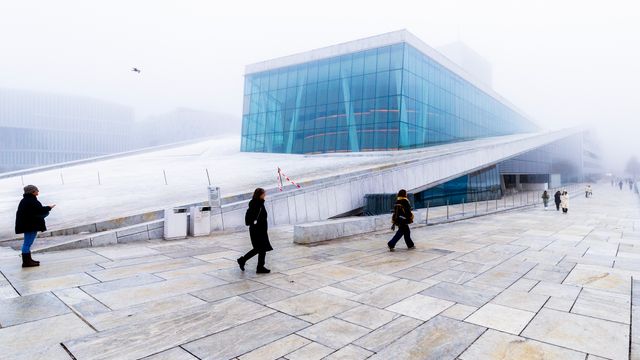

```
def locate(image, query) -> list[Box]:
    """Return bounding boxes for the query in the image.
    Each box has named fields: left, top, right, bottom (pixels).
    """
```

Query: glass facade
left=241, top=42, right=538, bottom=154
left=414, top=166, right=502, bottom=207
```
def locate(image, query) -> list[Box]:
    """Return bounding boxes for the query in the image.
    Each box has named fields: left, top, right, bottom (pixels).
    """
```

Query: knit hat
left=23, top=185, right=39, bottom=194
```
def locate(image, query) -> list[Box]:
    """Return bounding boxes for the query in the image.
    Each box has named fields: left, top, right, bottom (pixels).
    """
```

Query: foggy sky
left=0, top=0, right=638, bottom=172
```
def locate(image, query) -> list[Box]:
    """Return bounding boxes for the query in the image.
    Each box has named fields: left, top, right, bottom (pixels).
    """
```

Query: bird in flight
left=131, top=67, right=141, bottom=74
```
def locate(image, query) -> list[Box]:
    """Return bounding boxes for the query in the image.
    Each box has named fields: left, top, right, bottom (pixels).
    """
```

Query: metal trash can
left=164, top=207, right=188, bottom=240
left=189, top=206, right=212, bottom=237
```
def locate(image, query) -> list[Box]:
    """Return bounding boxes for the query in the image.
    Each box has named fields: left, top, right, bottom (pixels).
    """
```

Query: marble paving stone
left=521, top=308, right=630, bottom=360
left=89, top=245, right=161, bottom=260
left=303, top=264, right=368, bottom=281
left=391, top=266, right=439, bottom=281
left=92, top=274, right=225, bottom=309
left=2, top=254, right=107, bottom=282
left=0, top=283, right=19, bottom=299
left=317, top=285, right=359, bottom=299
left=386, top=294, right=454, bottom=321
left=269, top=290, right=359, bottom=323
left=353, top=315, right=423, bottom=352
left=296, top=318, right=370, bottom=349
left=491, top=289, right=549, bottom=312
left=324, top=344, right=373, bottom=360
left=336, top=304, right=399, bottom=330
left=429, top=269, right=477, bottom=284
left=285, top=342, right=334, bottom=360
left=465, top=303, right=535, bottom=334
left=80, top=273, right=164, bottom=295
left=333, top=272, right=398, bottom=294
left=96, top=254, right=172, bottom=269
left=13, top=272, right=98, bottom=295
left=456, top=244, right=527, bottom=266
left=85, top=294, right=206, bottom=331
left=369, top=316, right=485, bottom=360
left=0, top=313, right=94, bottom=359
left=241, top=287, right=296, bottom=305
left=183, top=312, right=309, bottom=360
left=157, top=259, right=237, bottom=279
left=420, top=281, right=497, bottom=307
left=193, top=250, right=243, bottom=262
left=89, top=257, right=208, bottom=282
left=564, top=264, right=631, bottom=295
left=508, top=278, right=539, bottom=292
left=0, top=292, right=70, bottom=327
left=530, top=281, right=581, bottom=300
left=53, top=287, right=96, bottom=305
left=238, top=334, right=309, bottom=360
left=524, top=268, right=569, bottom=283
left=191, top=279, right=267, bottom=302
left=5, top=342, right=77, bottom=360
left=64, top=296, right=275, bottom=360
left=544, top=297, right=575, bottom=311
left=571, top=288, right=630, bottom=324
left=440, top=303, right=477, bottom=320
left=351, top=279, right=432, bottom=308
left=142, top=347, right=198, bottom=359
left=460, top=329, right=586, bottom=359
left=252, top=272, right=335, bottom=294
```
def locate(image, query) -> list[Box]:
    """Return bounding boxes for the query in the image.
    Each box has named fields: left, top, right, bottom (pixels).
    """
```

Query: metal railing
left=420, top=183, right=584, bottom=226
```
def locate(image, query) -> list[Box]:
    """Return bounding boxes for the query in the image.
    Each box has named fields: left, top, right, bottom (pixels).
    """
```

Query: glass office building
left=241, top=31, right=538, bottom=154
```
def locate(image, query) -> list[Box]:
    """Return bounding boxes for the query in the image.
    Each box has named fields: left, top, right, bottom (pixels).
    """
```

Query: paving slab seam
left=50, top=290, right=99, bottom=333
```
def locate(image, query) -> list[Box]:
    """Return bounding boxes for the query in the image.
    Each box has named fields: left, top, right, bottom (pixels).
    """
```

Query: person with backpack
left=554, top=190, right=562, bottom=211
left=15, top=185, right=55, bottom=267
left=387, top=189, right=415, bottom=251
left=237, top=188, right=272, bottom=274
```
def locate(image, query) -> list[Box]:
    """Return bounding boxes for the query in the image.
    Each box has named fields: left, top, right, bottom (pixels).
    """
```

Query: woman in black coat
left=237, top=188, right=273, bottom=273
left=554, top=190, right=562, bottom=211
left=15, top=185, right=56, bottom=267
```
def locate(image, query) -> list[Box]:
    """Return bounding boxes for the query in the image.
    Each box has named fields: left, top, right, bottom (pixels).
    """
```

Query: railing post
left=462, top=199, right=465, bottom=216
left=426, top=201, right=430, bottom=225
left=446, top=200, right=449, bottom=220
left=475, top=200, right=478, bottom=216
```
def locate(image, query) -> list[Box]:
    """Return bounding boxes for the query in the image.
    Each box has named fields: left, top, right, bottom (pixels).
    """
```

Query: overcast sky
left=1, top=0, right=638, bottom=171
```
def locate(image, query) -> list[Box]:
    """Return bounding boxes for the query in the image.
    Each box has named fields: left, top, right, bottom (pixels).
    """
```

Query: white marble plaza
left=0, top=183, right=639, bottom=359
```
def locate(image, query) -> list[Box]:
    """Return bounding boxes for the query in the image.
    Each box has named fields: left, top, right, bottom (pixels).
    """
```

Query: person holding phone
left=15, top=185, right=56, bottom=267
left=238, top=188, right=273, bottom=273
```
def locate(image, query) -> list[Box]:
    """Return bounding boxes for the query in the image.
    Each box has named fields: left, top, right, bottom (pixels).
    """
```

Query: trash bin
left=189, top=206, right=212, bottom=237
left=164, top=207, right=188, bottom=240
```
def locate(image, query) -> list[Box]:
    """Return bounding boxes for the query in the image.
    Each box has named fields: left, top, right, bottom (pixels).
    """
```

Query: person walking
left=585, top=185, right=592, bottom=198
left=541, top=190, right=550, bottom=209
left=561, top=191, right=569, bottom=214
left=554, top=190, right=562, bottom=211
left=619, top=180, right=624, bottom=190
left=237, top=188, right=272, bottom=274
left=387, top=189, right=415, bottom=251
left=15, top=185, right=55, bottom=267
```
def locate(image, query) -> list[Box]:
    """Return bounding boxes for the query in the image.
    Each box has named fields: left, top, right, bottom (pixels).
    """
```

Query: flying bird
left=131, top=67, right=141, bottom=74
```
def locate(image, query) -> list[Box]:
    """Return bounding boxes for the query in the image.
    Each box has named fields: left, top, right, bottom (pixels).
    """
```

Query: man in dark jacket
left=387, top=189, right=415, bottom=251
left=15, top=185, right=55, bottom=267
left=554, top=190, right=562, bottom=211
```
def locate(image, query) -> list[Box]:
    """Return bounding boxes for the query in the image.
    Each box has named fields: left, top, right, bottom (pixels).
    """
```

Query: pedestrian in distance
left=585, top=185, right=592, bottom=198
left=387, top=189, right=415, bottom=251
left=541, top=190, right=550, bottom=209
left=619, top=180, right=624, bottom=190
left=15, top=185, right=55, bottom=268
left=561, top=191, right=569, bottom=214
left=238, top=188, right=272, bottom=274
left=554, top=190, right=562, bottom=211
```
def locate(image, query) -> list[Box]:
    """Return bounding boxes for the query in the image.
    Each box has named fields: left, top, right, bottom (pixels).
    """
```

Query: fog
left=1, top=0, right=638, bottom=172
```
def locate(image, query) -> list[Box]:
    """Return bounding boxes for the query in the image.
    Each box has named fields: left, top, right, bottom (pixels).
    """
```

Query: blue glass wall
left=242, top=42, right=538, bottom=154
left=414, top=166, right=502, bottom=207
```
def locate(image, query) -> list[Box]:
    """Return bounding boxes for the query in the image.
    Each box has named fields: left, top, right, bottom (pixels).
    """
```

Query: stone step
left=1, top=220, right=164, bottom=253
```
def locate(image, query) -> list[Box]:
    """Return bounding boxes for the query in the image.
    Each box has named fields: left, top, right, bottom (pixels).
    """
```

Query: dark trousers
left=388, top=224, right=414, bottom=249
left=555, top=202, right=560, bottom=211
left=243, top=249, right=266, bottom=268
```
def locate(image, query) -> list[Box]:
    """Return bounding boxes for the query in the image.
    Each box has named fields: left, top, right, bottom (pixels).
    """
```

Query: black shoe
left=237, top=257, right=245, bottom=271
left=22, top=253, right=39, bottom=268
left=256, top=267, right=271, bottom=274
left=388, top=245, right=395, bottom=252
left=408, top=246, right=416, bottom=250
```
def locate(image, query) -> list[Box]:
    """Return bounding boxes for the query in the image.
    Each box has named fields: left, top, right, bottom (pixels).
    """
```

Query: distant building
left=135, top=108, right=240, bottom=148
left=0, top=88, right=133, bottom=173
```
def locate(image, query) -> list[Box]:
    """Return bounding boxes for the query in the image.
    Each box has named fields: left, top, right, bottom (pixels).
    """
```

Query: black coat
left=246, top=199, right=273, bottom=252
left=15, top=193, right=51, bottom=234
left=554, top=191, right=562, bottom=204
